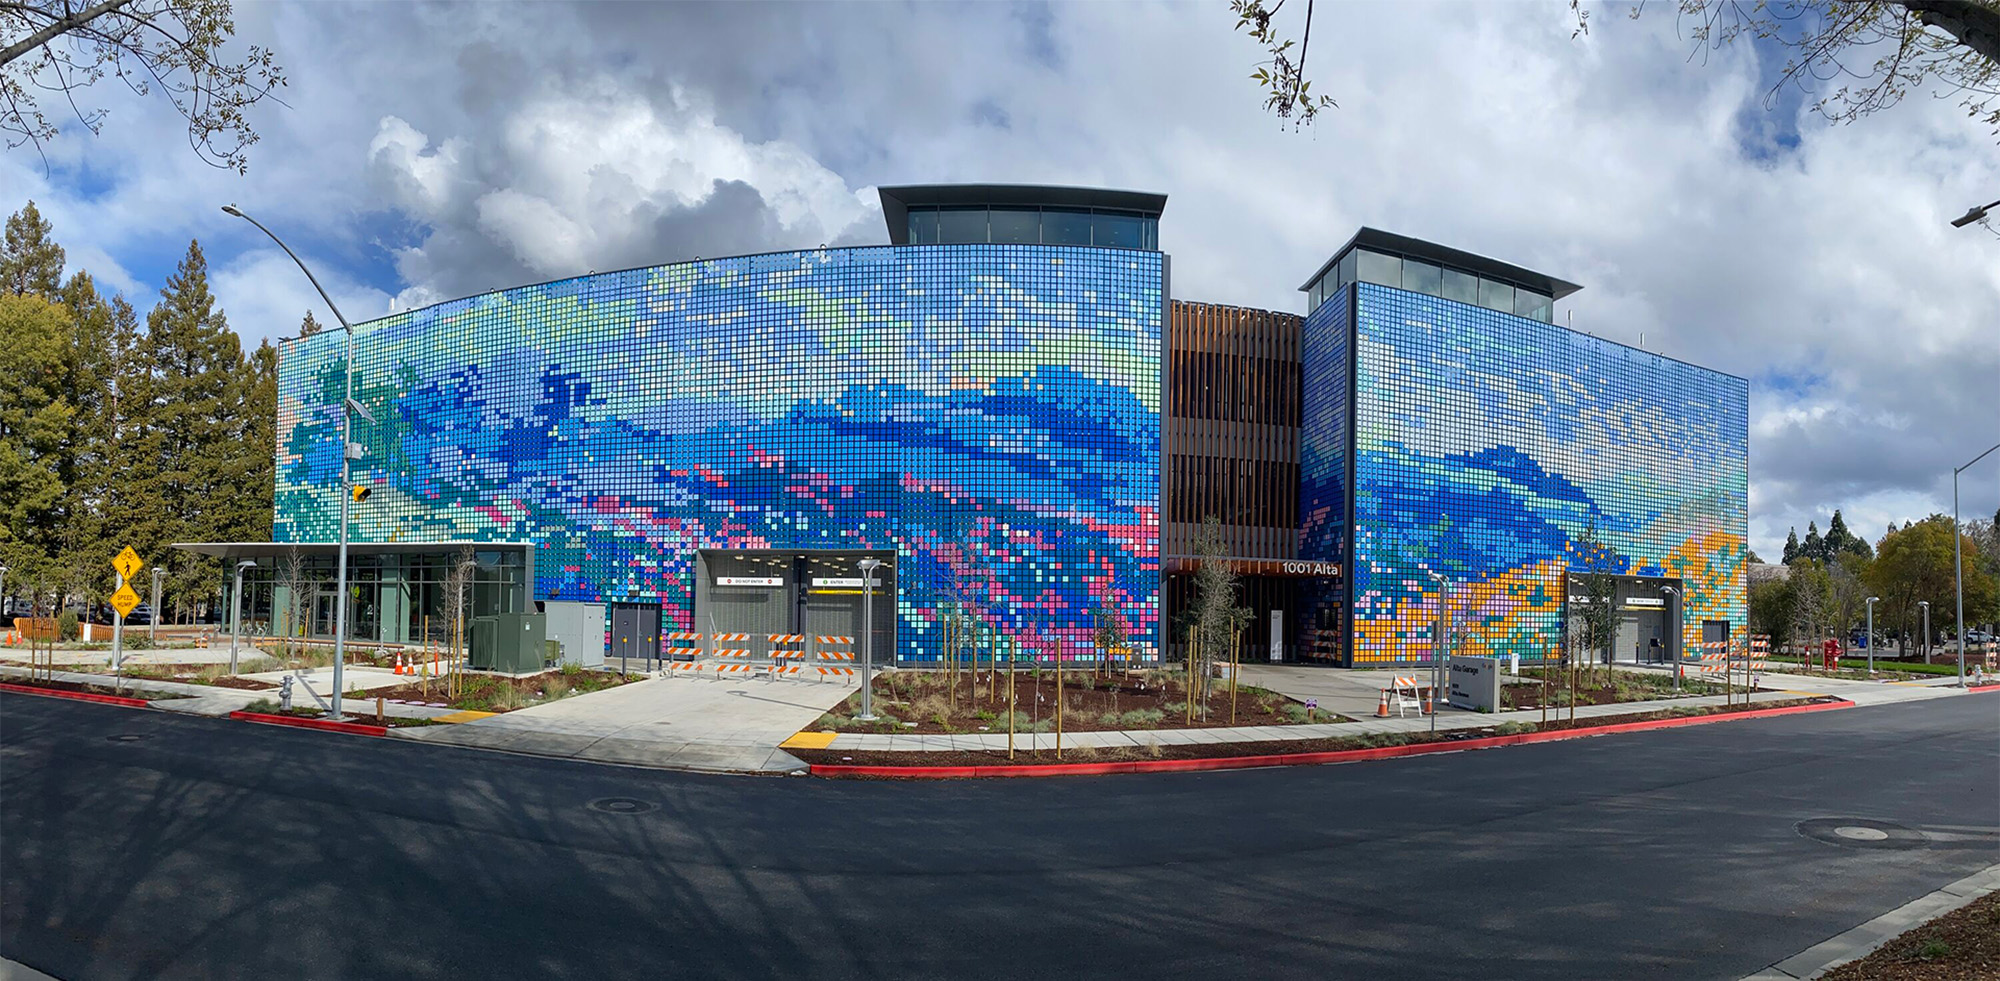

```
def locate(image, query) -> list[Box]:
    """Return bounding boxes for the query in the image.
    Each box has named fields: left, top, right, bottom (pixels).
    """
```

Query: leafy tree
left=1188, top=515, right=1252, bottom=717
left=1783, top=527, right=1800, bottom=564
left=0, top=293, right=73, bottom=589
left=1866, top=516, right=1999, bottom=656
left=1233, top=1, right=2000, bottom=138
left=1, top=200, right=64, bottom=297
left=1567, top=517, right=1620, bottom=676
left=1746, top=547, right=1764, bottom=564
left=1788, top=558, right=1831, bottom=652
left=2, top=0, right=286, bottom=172
left=126, top=239, right=245, bottom=620
left=1749, top=576, right=1794, bottom=640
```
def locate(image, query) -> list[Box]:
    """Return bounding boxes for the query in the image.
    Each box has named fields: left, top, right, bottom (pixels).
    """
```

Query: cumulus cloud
left=210, top=249, right=394, bottom=346
left=9, top=0, right=1996, bottom=559
left=364, top=83, right=878, bottom=307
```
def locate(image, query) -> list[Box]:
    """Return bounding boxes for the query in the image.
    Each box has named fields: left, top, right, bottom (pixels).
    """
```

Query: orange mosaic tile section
left=1660, top=530, right=1749, bottom=652
left=1349, top=533, right=1747, bottom=664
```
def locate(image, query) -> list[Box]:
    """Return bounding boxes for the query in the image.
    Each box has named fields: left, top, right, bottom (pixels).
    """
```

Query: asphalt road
left=2, top=692, right=1995, bottom=981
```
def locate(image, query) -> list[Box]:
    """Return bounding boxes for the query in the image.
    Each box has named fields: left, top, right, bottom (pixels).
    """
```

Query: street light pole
left=1865, top=596, right=1880, bottom=677
left=1918, top=601, right=1930, bottom=665
left=223, top=204, right=360, bottom=721
left=230, top=559, right=256, bottom=675
left=1952, top=443, right=1999, bottom=688
left=1661, top=586, right=1679, bottom=691
left=857, top=556, right=882, bottom=721
left=1949, top=198, right=2000, bottom=228
left=1426, top=570, right=1446, bottom=732
left=149, top=566, right=162, bottom=644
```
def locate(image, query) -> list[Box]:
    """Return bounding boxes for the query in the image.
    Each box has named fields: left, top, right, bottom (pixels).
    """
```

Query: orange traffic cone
left=1422, top=691, right=1434, bottom=715
left=394, top=653, right=406, bottom=676
left=1376, top=689, right=1390, bottom=718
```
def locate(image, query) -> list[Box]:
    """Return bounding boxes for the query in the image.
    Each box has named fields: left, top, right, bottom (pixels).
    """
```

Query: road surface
left=3, top=690, right=1995, bottom=979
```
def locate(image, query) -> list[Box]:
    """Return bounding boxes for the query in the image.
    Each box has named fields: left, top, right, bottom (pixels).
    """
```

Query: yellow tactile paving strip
left=432, top=709, right=498, bottom=724
left=779, top=731, right=838, bottom=750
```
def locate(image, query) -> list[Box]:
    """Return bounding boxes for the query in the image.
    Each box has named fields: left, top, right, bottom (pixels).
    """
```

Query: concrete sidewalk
left=0, top=663, right=457, bottom=720
left=397, top=673, right=859, bottom=774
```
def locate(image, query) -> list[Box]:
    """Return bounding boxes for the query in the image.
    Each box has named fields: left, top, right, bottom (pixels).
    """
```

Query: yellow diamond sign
left=110, top=584, right=140, bottom=618
left=113, top=546, right=144, bottom=582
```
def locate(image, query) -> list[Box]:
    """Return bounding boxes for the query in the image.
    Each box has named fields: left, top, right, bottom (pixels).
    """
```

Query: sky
left=6, top=0, right=1997, bottom=561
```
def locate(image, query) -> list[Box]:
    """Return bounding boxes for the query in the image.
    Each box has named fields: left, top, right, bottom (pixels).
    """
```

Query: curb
left=227, top=710, right=388, bottom=737
left=1968, top=682, right=2000, bottom=693
left=1740, top=861, right=2000, bottom=979
left=809, top=698, right=1855, bottom=779
left=0, top=681, right=151, bottom=708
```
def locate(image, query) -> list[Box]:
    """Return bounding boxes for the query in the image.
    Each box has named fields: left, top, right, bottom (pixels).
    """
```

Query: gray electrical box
left=543, top=601, right=606, bottom=668
left=470, top=613, right=547, bottom=674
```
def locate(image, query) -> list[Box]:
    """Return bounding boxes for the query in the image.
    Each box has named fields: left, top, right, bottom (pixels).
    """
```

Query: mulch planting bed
left=790, top=696, right=1839, bottom=771
left=1820, top=890, right=2000, bottom=981
left=1, top=678, right=190, bottom=700
left=119, top=665, right=279, bottom=690
left=1500, top=671, right=1734, bottom=711
left=816, top=669, right=1343, bottom=735
left=351, top=669, right=636, bottom=713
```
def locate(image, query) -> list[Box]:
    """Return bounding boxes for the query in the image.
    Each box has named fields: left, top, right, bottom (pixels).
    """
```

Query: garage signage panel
left=716, top=576, right=783, bottom=587
left=1447, top=656, right=1500, bottom=712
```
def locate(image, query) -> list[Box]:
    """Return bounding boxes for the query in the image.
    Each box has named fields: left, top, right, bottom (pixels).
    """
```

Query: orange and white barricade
left=769, top=634, right=807, bottom=676
left=1680, top=641, right=1728, bottom=680
left=712, top=634, right=755, bottom=674
left=815, top=636, right=856, bottom=679
left=662, top=632, right=706, bottom=673
left=1390, top=676, right=1424, bottom=716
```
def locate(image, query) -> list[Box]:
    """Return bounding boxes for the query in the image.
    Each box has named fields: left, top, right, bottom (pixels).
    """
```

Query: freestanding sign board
left=1269, top=610, right=1283, bottom=663
left=1447, top=656, right=1501, bottom=712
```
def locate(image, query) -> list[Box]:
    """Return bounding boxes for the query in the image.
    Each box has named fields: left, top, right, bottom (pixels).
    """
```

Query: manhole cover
left=1797, top=818, right=1927, bottom=850
left=105, top=734, right=145, bottom=742
left=588, top=797, right=656, bottom=815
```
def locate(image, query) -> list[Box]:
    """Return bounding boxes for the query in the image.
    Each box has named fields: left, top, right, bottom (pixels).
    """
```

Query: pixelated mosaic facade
left=1303, top=282, right=1748, bottom=664
left=275, top=245, right=1164, bottom=662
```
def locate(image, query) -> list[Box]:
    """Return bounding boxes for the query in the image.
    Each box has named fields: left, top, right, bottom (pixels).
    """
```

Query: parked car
left=124, top=603, right=152, bottom=626
left=1966, top=629, right=1996, bottom=644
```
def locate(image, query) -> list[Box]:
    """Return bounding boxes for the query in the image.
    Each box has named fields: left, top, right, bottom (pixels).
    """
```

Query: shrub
left=1281, top=703, right=1310, bottom=723
left=1097, top=711, right=1123, bottom=727
left=1494, top=721, right=1535, bottom=736
left=1163, top=700, right=1187, bottom=715
left=1119, top=708, right=1164, bottom=728
left=244, top=698, right=279, bottom=713
left=541, top=675, right=572, bottom=700
left=1916, top=939, right=1951, bottom=961
left=56, top=610, right=79, bottom=640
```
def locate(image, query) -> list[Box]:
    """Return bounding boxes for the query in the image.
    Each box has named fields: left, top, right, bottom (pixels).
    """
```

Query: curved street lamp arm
left=221, top=205, right=354, bottom=333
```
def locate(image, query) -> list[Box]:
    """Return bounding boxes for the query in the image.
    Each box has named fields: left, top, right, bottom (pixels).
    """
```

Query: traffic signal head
left=351, top=485, right=371, bottom=504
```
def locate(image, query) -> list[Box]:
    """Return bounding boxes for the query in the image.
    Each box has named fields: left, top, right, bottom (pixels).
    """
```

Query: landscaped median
left=789, top=695, right=1853, bottom=778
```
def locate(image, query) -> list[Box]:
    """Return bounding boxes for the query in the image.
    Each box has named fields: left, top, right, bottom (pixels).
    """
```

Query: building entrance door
left=607, top=602, right=660, bottom=672
left=312, top=589, right=337, bottom=639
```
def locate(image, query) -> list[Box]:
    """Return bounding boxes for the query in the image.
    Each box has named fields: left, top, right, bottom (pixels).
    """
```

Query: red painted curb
left=809, top=699, right=1856, bottom=779
left=0, top=681, right=151, bottom=708
left=1969, top=683, right=2000, bottom=693
left=227, top=710, right=388, bottom=737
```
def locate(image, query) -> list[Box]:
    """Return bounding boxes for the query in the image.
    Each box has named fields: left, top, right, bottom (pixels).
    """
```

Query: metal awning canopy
left=173, top=541, right=531, bottom=561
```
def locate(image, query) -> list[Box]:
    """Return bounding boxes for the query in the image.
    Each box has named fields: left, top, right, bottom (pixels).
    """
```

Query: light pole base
left=856, top=714, right=878, bottom=722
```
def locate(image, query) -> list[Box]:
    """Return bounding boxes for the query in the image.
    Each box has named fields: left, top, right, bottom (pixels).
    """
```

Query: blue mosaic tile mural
left=1309, top=282, right=1748, bottom=664
left=275, top=245, right=1164, bottom=662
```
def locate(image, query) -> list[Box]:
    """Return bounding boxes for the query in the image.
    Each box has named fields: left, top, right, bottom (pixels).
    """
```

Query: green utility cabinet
left=469, top=612, right=548, bottom=673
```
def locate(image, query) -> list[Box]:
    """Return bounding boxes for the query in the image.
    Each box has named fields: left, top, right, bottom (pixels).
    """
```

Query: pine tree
left=1828, top=509, right=1871, bottom=559
left=1802, top=521, right=1824, bottom=564
left=128, top=240, right=246, bottom=621
left=1783, top=528, right=1800, bottom=564
left=299, top=309, right=324, bottom=337
left=1, top=202, right=65, bottom=298
left=0, top=294, right=76, bottom=596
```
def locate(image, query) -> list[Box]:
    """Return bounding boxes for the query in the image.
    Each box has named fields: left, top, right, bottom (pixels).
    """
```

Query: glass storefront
left=191, top=544, right=530, bottom=644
